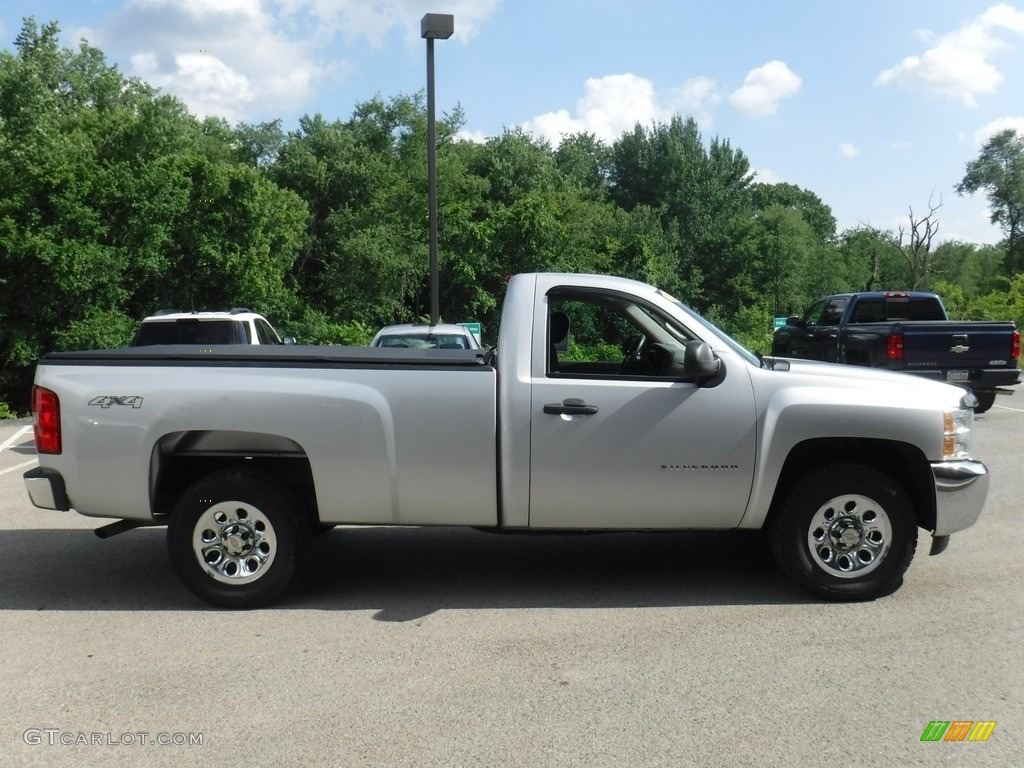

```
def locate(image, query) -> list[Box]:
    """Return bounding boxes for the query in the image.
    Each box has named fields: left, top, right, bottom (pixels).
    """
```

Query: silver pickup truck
left=24, top=273, right=989, bottom=608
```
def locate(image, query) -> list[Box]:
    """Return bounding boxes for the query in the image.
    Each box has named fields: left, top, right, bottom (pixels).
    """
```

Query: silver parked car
left=370, top=323, right=482, bottom=349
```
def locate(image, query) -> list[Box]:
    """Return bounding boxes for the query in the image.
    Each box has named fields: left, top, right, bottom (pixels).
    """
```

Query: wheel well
left=768, top=438, right=935, bottom=531
left=150, top=431, right=318, bottom=523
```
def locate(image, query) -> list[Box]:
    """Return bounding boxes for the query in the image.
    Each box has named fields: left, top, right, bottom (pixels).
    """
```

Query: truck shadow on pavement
left=0, top=526, right=809, bottom=617
left=302, top=527, right=810, bottom=620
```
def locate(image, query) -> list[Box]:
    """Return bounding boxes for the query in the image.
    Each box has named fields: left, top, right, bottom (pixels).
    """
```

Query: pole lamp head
left=421, top=13, right=454, bottom=39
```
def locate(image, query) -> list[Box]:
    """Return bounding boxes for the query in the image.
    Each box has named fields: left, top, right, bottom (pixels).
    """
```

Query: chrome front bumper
left=931, top=460, right=989, bottom=537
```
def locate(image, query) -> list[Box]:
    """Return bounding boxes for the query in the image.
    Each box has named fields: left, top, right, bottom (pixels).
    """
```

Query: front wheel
left=769, top=463, right=918, bottom=601
left=167, top=469, right=309, bottom=608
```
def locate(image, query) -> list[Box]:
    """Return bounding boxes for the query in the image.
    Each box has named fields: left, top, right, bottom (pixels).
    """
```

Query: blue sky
left=4, top=1, right=1024, bottom=246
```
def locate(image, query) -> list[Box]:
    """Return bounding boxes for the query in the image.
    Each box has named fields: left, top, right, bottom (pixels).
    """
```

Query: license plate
left=946, top=369, right=969, bottom=383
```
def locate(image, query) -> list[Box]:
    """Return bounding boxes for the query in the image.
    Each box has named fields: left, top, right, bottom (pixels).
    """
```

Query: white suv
left=130, top=309, right=288, bottom=346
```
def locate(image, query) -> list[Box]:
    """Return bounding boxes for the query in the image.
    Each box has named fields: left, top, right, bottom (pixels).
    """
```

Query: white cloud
left=972, top=116, right=1024, bottom=145
left=76, top=0, right=503, bottom=121
left=667, top=76, right=721, bottom=128
left=455, top=129, right=488, bottom=144
left=81, top=0, right=336, bottom=122
left=876, top=3, right=1024, bottom=107
left=522, top=109, right=584, bottom=144
left=838, top=142, right=859, bottom=158
left=729, top=61, right=802, bottom=118
left=522, top=74, right=677, bottom=145
left=752, top=167, right=784, bottom=185
left=273, top=0, right=500, bottom=46
left=133, top=51, right=256, bottom=118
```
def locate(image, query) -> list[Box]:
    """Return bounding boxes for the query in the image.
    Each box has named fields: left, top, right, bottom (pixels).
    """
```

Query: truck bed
left=35, top=345, right=499, bottom=527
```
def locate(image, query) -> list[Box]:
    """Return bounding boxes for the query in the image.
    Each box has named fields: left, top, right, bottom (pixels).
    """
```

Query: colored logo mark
left=920, top=721, right=997, bottom=742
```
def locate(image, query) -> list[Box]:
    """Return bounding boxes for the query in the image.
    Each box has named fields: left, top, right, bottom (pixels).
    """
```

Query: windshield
left=663, top=295, right=762, bottom=367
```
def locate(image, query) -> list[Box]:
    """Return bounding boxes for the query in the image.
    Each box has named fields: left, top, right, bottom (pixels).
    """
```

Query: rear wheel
left=770, top=463, right=917, bottom=600
left=972, top=390, right=996, bottom=414
left=167, top=469, right=308, bottom=608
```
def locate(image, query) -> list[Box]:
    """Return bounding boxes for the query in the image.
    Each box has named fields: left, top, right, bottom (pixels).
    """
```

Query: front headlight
left=943, top=407, right=973, bottom=459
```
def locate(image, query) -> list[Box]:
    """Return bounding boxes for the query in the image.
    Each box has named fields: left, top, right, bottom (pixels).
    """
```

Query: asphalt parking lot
left=1, top=401, right=1022, bottom=768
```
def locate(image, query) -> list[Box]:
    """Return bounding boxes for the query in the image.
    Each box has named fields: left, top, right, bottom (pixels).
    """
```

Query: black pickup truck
left=772, top=291, right=1020, bottom=412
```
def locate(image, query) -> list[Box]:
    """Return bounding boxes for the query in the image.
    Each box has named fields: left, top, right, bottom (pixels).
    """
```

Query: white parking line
left=0, top=458, right=37, bottom=477
left=993, top=404, right=1024, bottom=413
left=0, top=425, right=32, bottom=453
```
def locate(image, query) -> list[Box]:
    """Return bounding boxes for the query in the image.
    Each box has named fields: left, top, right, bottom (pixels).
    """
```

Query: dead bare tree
left=865, top=244, right=880, bottom=291
left=887, top=195, right=942, bottom=289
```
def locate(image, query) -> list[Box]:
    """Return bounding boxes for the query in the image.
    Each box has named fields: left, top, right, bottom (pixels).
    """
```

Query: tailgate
left=903, top=323, right=1017, bottom=370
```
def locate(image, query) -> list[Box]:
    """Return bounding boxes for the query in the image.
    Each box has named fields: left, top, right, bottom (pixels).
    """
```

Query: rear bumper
left=911, top=368, right=1020, bottom=390
left=931, top=460, right=989, bottom=536
left=23, top=467, right=71, bottom=511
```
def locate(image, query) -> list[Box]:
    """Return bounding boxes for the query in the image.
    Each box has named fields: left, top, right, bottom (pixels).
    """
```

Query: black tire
left=972, top=390, right=996, bottom=414
left=167, top=468, right=309, bottom=608
left=769, top=463, right=917, bottom=601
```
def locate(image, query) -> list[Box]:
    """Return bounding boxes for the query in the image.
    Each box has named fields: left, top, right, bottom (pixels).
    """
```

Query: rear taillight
left=887, top=333, right=905, bottom=361
left=1012, top=330, right=1021, bottom=360
left=32, top=386, right=61, bottom=455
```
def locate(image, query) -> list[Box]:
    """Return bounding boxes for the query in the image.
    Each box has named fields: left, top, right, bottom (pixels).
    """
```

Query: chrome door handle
left=543, top=398, right=598, bottom=415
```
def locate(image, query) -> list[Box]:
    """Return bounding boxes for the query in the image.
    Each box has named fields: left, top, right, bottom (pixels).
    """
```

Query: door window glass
left=546, top=290, right=693, bottom=378
left=806, top=298, right=847, bottom=326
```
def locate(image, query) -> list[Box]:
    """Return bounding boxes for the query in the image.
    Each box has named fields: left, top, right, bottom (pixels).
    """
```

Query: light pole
left=421, top=13, right=453, bottom=326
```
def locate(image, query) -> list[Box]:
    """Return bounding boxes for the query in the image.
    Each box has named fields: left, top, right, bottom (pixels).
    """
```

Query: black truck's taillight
left=1012, top=330, right=1021, bottom=361
left=32, top=386, right=62, bottom=455
left=887, top=333, right=905, bottom=361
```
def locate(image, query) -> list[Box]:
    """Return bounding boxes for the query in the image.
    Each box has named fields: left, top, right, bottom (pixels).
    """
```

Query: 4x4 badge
left=88, top=396, right=144, bottom=409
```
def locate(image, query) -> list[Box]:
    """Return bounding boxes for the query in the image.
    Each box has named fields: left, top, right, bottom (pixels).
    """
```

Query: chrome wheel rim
left=807, top=494, right=892, bottom=578
left=193, top=501, right=277, bottom=585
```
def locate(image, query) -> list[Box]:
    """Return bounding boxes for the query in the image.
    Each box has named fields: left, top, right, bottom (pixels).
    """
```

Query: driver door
left=528, top=289, right=756, bottom=530
left=792, top=297, right=846, bottom=361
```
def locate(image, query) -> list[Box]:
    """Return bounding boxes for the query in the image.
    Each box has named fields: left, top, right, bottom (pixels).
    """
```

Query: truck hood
left=767, top=357, right=971, bottom=407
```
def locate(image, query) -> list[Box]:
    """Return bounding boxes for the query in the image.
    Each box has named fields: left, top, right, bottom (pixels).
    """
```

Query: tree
left=749, top=205, right=816, bottom=316
left=270, top=96, right=460, bottom=326
left=233, top=119, right=285, bottom=168
left=956, top=129, right=1024, bottom=276
left=751, top=182, right=836, bottom=244
left=887, top=197, right=942, bottom=289
left=749, top=183, right=841, bottom=315
left=0, top=18, right=138, bottom=405
left=0, top=18, right=308, bottom=411
left=609, top=116, right=754, bottom=314
left=930, top=240, right=1006, bottom=297
left=836, top=227, right=904, bottom=291
left=554, top=132, right=612, bottom=197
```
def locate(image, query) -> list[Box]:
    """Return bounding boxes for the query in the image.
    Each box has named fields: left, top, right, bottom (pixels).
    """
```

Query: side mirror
left=786, top=316, right=804, bottom=329
left=282, top=336, right=296, bottom=345
left=683, top=341, right=721, bottom=381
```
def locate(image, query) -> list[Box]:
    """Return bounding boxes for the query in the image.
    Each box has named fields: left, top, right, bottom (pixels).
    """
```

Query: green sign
left=460, top=322, right=482, bottom=341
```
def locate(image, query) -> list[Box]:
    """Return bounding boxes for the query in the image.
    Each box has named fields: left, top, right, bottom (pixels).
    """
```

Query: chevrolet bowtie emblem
left=950, top=344, right=970, bottom=353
